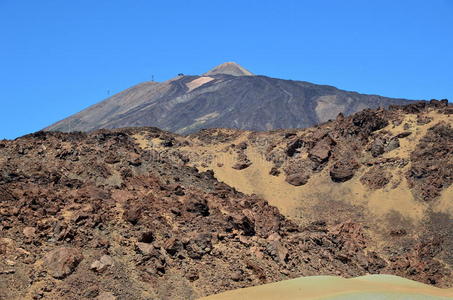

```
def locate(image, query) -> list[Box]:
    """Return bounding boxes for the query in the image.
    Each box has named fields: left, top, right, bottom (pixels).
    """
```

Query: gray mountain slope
left=45, top=63, right=414, bottom=134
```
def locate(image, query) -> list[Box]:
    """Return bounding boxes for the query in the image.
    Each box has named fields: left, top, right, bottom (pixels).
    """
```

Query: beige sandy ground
left=199, top=275, right=453, bottom=300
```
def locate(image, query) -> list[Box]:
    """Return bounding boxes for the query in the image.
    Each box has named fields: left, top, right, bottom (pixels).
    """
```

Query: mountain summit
left=45, top=64, right=413, bottom=134
left=203, top=62, right=254, bottom=76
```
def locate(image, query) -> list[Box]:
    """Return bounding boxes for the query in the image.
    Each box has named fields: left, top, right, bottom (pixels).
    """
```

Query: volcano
left=45, top=62, right=413, bottom=134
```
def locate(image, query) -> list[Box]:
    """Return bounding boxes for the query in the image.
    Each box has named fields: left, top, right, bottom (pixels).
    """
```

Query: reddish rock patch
left=44, top=247, right=84, bottom=279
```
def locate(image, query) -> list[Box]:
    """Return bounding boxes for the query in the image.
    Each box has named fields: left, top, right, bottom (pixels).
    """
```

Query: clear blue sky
left=1, top=0, right=452, bottom=139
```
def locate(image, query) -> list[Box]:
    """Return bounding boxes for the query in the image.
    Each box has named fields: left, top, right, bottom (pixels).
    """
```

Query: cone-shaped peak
left=204, top=62, right=253, bottom=76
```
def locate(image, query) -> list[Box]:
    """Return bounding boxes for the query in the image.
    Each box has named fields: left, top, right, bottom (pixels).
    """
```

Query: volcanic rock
left=23, top=226, right=36, bottom=239
left=395, top=131, right=412, bottom=139
left=285, top=173, right=309, bottom=186
left=124, top=205, right=142, bottom=225
left=360, top=167, right=391, bottom=190
left=90, top=255, right=114, bottom=273
left=185, top=233, right=212, bottom=259
left=44, top=247, right=83, bottom=279
left=330, top=160, right=359, bottom=182
left=269, top=167, right=280, bottom=176
left=308, top=136, right=335, bottom=163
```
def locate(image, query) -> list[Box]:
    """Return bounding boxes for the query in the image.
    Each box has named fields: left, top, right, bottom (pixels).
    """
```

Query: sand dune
left=199, top=275, right=453, bottom=300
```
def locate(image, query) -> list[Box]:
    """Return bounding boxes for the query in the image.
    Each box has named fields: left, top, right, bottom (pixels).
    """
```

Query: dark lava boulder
left=285, top=173, right=310, bottom=186
left=330, top=160, right=359, bottom=182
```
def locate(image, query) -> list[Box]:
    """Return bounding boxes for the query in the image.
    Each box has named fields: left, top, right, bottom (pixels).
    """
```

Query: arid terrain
left=1, top=101, right=452, bottom=299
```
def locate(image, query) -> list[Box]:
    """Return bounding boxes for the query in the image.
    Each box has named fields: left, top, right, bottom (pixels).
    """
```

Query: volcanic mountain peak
left=203, top=61, right=254, bottom=76
left=45, top=66, right=413, bottom=134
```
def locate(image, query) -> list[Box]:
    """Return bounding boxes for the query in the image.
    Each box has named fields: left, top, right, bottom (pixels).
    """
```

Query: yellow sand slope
left=199, top=275, right=453, bottom=300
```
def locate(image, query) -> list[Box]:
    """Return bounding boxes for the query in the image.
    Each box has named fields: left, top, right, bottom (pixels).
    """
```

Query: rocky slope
left=1, top=101, right=452, bottom=300
left=45, top=62, right=412, bottom=134
left=133, top=100, right=453, bottom=285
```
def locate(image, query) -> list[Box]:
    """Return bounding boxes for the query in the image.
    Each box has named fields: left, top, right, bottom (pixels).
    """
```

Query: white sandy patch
left=195, top=112, right=220, bottom=123
left=186, top=76, right=215, bottom=92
